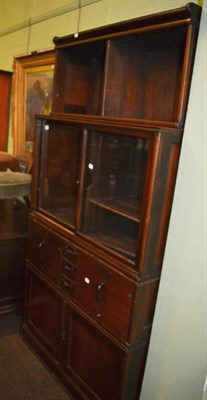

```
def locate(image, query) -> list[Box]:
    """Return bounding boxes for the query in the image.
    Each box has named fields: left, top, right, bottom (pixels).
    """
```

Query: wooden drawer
left=61, top=241, right=78, bottom=297
left=62, top=242, right=79, bottom=265
left=61, top=257, right=77, bottom=281
left=27, top=220, right=61, bottom=284
left=76, top=252, right=135, bottom=341
left=61, top=274, right=76, bottom=298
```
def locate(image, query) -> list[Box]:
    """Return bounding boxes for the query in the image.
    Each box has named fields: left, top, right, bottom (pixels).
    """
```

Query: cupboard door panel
left=63, top=309, right=123, bottom=400
left=25, top=271, right=62, bottom=360
left=76, top=252, right=135, bottom=341
left=63, top=309, right=148, bottom=400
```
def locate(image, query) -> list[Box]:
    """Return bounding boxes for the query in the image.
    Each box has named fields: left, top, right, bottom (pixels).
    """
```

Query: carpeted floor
left=0, top=314, right=71, bottom=400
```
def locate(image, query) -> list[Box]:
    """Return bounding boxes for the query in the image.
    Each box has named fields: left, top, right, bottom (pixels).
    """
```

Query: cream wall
left=0, top=1, right=206, bottom=399
left=0, top=0, right=200, bottom=70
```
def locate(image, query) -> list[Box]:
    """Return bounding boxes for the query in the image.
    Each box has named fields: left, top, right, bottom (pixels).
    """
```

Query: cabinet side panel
left=128, top=279, right=159, bottom=343
left=138, top=136, right=181, bottom=278
left=63, top=310, right=123, bottom=400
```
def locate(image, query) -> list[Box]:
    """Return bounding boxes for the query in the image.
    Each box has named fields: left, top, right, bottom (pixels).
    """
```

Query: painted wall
left=0, top=1, right=206, bottom=399
left=140, top=2, right=207, bottom=399
left=0, top=0, right=200, bottom=70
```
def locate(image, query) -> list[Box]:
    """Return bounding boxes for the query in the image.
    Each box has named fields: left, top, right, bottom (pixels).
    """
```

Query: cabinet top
left=53, top=3, right=201, bottom=48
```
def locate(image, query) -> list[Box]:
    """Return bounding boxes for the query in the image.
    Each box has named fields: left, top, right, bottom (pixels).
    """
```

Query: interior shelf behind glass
left=80, top=130, right=149, bottom=261
left=86, top=196, right=140, bottom=222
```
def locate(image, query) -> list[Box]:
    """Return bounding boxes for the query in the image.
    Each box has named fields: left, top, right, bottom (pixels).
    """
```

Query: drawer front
left=61, top=240, right=79, bottom=297
left=27, top=220, right=61, bottom=284
left=62, top=242, right=79, bottom=264
left=76, top=252, right=135, bottom=341
left=62, top=258, right=77, bottom=280
left=61, top=275, right=76, bottom=297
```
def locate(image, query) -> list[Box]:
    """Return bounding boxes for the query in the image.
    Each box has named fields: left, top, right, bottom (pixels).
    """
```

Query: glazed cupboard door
left=79, top=129, right=150, bottom=265
left=78, top=127, right=181, bottom=277
left=37, top=120, right=82, bottom=229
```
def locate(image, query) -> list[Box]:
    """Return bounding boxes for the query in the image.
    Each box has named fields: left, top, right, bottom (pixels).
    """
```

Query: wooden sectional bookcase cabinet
left=23, top=4, right=201, bottom=399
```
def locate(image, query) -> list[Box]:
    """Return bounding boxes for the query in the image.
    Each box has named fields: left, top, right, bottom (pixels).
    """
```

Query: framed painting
left=0, top=70, right=12, bottom=151
left=12, top=49, right=55, bottom=165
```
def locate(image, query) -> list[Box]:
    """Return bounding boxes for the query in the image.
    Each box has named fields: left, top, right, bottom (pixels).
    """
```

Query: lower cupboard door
left=63, top=308, right=147, bottom=400
left=63, top=309, right=122, bottom=400
left=25, top=271, right=63, bottom=361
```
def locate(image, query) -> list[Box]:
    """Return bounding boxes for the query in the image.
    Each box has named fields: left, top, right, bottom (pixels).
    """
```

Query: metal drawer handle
left=63, top=262, right=75, bottom=273
left=63, top=280, right=73, bottom=289
left=96, top=279, right=106, bottom=307
left=65, top=245, right=78, bottom=257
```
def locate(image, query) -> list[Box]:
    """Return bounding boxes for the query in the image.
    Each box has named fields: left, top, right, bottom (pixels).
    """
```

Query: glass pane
left=39, top=122, right=81, bottom=227
left=80, top=131, right=149, bottom=263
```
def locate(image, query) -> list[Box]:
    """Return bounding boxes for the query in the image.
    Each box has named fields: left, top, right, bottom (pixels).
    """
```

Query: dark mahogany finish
left=52, top=3, right=200, bottom=128
left=23, top=4, right=201, bottom=400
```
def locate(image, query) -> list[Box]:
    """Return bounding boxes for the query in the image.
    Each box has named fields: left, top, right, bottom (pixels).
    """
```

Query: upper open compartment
left=52, top=41, right=106, bottom=115
left=52, top=3, right=201, bottom=128
left=102, top=26, right=186, bottom=122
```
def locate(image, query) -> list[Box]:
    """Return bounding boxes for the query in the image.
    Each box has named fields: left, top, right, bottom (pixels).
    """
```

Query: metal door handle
left=38, top=239, right=45, bottom=261
left=96, top=279, right=106, bottom=307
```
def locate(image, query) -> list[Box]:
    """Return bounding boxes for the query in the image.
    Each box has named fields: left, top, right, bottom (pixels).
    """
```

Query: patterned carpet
left=0, top=315, right=71, bottom=400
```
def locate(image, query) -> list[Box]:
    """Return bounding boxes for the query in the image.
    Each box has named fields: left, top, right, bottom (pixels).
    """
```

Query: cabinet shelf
left=42, top=207, right=75, bottom=226
left=86, top=230, right=136, bottom=262
left=87, top=196, right=140, bottom=222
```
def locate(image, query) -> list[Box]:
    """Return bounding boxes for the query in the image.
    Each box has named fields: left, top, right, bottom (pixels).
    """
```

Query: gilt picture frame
left=12, top=49, right=55, bottom=164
